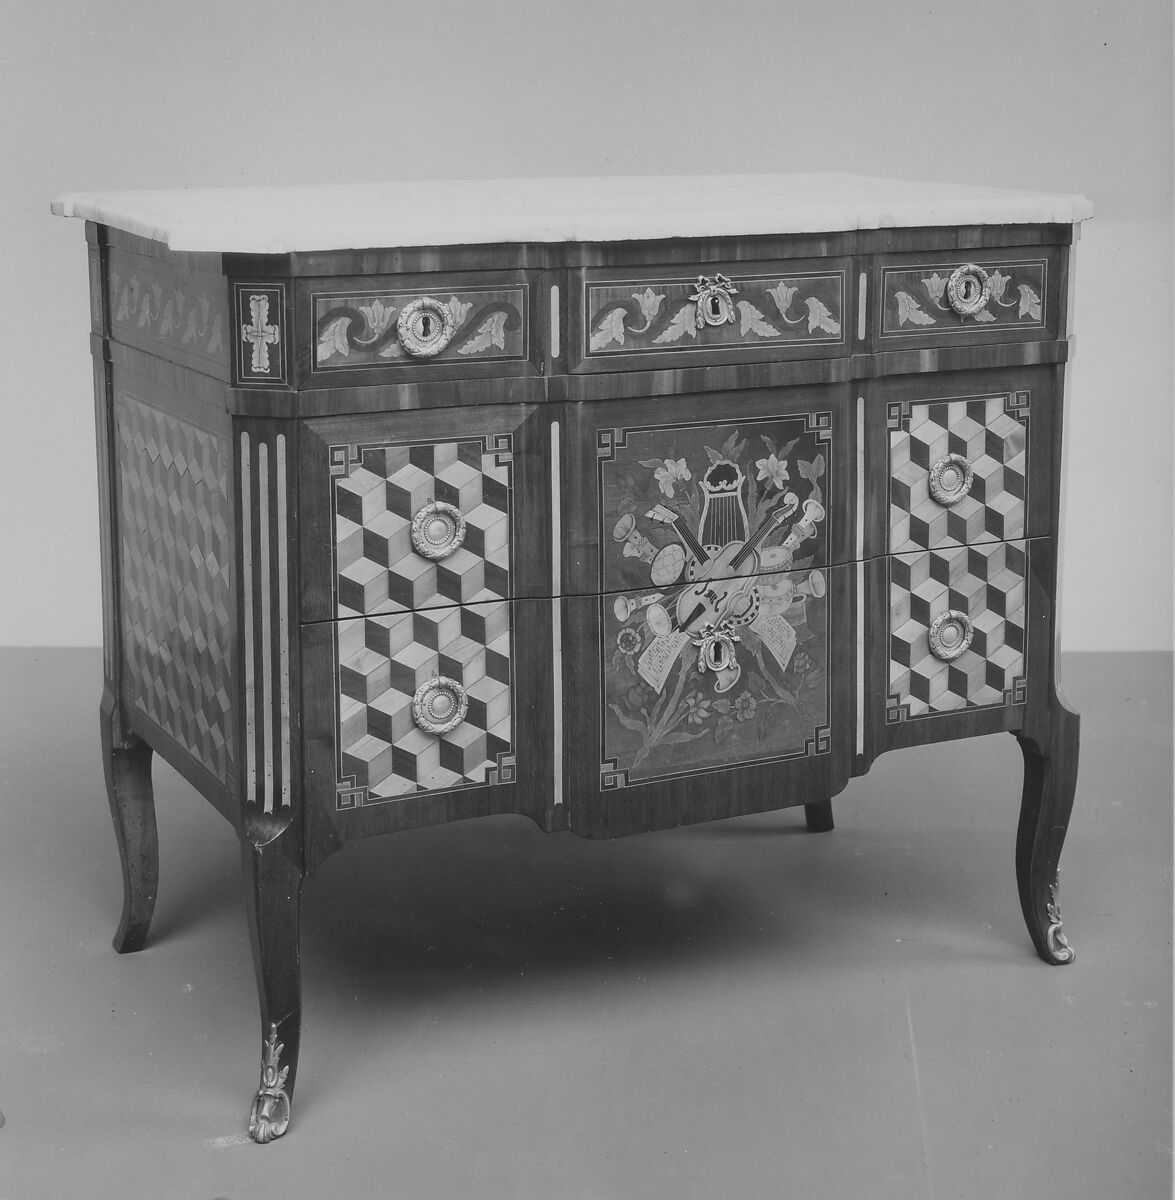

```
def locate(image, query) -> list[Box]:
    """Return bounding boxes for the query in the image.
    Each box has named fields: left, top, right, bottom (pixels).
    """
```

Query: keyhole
left=419, top=313, right=433, bottom=339
left=708, top=295, right=722, bottom=319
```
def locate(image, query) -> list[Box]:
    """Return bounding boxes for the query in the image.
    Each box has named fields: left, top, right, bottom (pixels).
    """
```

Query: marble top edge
left=51, top=174, right=1093, bottom=253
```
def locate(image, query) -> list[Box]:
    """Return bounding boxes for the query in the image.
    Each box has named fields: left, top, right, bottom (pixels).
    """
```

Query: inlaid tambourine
left=928, top=453, right=974, bottom=506
left=411, top=676, right=468, bottom=735
left=397, top=296, right=455, bottom=357
left=927, top=609, right=974, bottom=661
left=411, top=500, right=466, bottom=560
left=946, top=263, right=990, bottom=316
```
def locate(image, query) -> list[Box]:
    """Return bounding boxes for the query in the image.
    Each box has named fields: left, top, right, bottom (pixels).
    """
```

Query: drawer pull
left=928, top=610, right=974, bottom=661
left=412, top=676, right=468, bottom=735
left=946, top=263, right=990, bottom=316
left=928, top=453, right=974, bottom=506
left=397, top=296, right=456, bottom=357
left=411, top=500, right=466, bottom=560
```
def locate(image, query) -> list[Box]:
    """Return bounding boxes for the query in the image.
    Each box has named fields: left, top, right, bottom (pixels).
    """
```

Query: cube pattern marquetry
left=335, top=600, right=513, bottom=806
left=334, top=440, right=511, bottom=618
left=116, top=393, right=233, bottom=782
left=888, top=540, right=1027, bottom=719
left=890, top=395, right=1027, bottom=553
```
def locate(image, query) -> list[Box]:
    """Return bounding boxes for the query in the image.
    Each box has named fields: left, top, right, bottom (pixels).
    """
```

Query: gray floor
left=0, top=650, right=1169, bottom=1199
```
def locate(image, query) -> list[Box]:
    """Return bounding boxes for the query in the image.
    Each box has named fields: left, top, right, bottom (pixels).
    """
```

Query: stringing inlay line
left=259, top=441, right=273, bottom=812
left=551, top=417, right=563, bottom=806
left=240, top=433, right=257, bottom=802
left=856, top=395, right=866, bottom=758
left=276, top=434, right=291, bottom=809
left=550, top=284, right=560, bottom=361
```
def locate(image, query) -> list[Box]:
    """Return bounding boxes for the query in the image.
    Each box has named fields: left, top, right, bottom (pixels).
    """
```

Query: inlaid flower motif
left=448, top=295, right=472, bottom=329
left=631, top=286, right=666, bottom=333
left=733, top=691, right=757, bottom=722
left=653, top=458, right=691, bottom=498
left=987, top=270, right=1012, bottom=306
left=768, top=281, right=798, bottom=319
left=921, top=272, right=948, bottom=304
left=621, top=682, right=654, bottom=713
left=794, top=651, right=814, bottom=675
left=613, top=626, right=643, bottom=676
left=755, top=453, right=790, bottom=490
left=358, top=298, right=396, bottom=339
left=684, top=692, right=712, bottom=725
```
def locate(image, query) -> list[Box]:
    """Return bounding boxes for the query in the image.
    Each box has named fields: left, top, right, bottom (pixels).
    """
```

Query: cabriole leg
left=804, top=800, right=835, bottom=832
left=101, top=703, right=158, bottom=954
left=1014, top=698, right=1080, bottom=964
left=241, top=816, right=303, bottom=1144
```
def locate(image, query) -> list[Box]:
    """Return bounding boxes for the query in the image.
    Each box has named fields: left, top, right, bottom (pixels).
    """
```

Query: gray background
left=1, top=0, right=1171, bottom=649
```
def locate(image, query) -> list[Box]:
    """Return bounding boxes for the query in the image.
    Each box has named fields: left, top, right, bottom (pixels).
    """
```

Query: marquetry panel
left=106, top=247, right=231, bottom=378
left=878, top=253, right=1056, bottom=341
left=887, top=541, right=1027, bottom=721
left=576, top=262, right=846, bottom=371
left=115, top=391, right=233, bottom=782
left=889, top=392, right=1028, bottom=553
left=595, top=566, right=831, bottom=791
left=331, top=437, right=512, bottom=618
left=594, top=409, right=834, bottom=597
left=234, top=284, right=288, bottom=385
left=312, top=281, right=529, bottom=373
left=333, top=599, right=515, bottom=810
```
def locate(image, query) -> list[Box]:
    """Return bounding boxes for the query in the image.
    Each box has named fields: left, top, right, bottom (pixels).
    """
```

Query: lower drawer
left=301, top=597, right=554, bottom=863
left=886, top=540, right=1028, bottom=721
left=560, top=562, right=855, bottom=836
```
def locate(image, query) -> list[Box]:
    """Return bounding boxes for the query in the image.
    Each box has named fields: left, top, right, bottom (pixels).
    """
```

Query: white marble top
left=51, top=174, right=1092, bottom=254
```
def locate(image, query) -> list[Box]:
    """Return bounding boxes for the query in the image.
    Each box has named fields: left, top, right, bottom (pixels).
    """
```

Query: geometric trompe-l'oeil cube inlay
left=115, top=392, right=234, bottom=783
left=330, top=436, right=515, bottom=807
left=331, top=438, right=512, bottom=618
left=887, top=539, right=1027, bottom=721
left=889, top=393, right=1028, bottom=554
left=334, top=601, right=514, bottom=808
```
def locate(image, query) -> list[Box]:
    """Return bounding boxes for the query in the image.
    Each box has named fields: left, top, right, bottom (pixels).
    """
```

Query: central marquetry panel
left=593, top=411, right=834, bottom=789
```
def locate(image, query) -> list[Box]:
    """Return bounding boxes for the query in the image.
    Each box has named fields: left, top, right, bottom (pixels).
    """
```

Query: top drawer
left=873, top=247, right=1065, bottom=349
left=569, top=257, right=851, bottom=374
left=297, top=270, right=541, bottom=387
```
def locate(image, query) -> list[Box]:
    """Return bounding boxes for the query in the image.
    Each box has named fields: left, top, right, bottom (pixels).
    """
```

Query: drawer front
left=875, top=248, right=1063, bottom=347
left=298, top=271, right=538, bottom=386
left=334, top=440, right=510, bottom=617
left=890, top=392, right=1027, bottom=552
left=561, top=562, right=853, bottom=836
left=299, top=406, right=551, bottom=622
left=887, top=540, right=1027, bottom=721
left=334, top=599, right=516, bottom=806
left=595, top=565, right=832, bottom=787
left=571, top=259, right=850, bottom=373
left=301, top=596, right=555, bottom=864
left=563, top=385, right=854, bottom=596
left=878, top=367, right=1056, bottom=558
